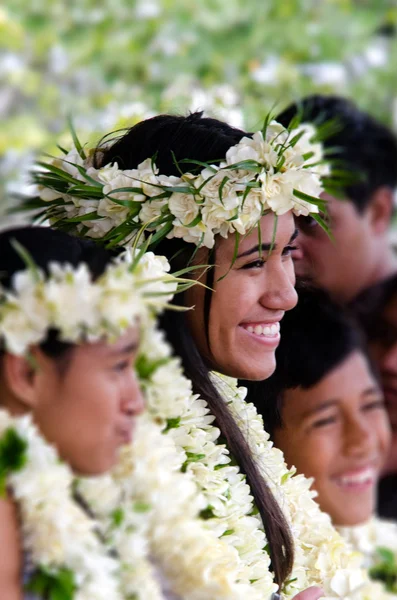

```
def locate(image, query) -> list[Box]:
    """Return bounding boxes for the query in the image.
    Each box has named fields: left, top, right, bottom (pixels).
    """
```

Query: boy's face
left=274, top=351, right=390, bottom=526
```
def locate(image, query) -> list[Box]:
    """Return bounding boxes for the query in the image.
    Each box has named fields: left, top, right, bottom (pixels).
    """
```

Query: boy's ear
left=367, top=186, right=394, bottom=235
left=2, top=351, right=40, bottom=409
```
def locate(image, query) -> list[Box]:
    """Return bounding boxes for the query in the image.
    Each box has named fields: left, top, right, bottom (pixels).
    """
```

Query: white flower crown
left=28, top=120, right=330, bottom=250
left=0, top=248, right=180, bottom=356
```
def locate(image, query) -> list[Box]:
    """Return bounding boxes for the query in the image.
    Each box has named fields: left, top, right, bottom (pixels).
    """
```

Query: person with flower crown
left=1, top=225, right=270, bottom=600
left=25, top=112, right=396, bottom=598
left=245, top=285, right=397, bottom=597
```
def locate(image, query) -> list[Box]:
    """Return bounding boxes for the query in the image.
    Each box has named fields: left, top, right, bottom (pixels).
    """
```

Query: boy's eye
left=312, top=416, right=337, bottom=428
left=363, top=399, right=386, bottom=412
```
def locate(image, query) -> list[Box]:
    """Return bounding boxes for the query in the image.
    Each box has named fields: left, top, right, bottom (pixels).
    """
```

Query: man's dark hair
left=244, top=285, right=373, bottom=436
left=277, top=95, right=397, bottom=213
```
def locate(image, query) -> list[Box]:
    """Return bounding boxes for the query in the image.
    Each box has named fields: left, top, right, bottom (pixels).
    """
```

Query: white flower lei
left=138, top=322, right=397, bottom=600
left=0, top=249, right=178, bottom=356
left=337, top=518, right=397, bottom=598
left=0, top=407, right=259, bottom=600
left=30, top=120, right=329, bottom=249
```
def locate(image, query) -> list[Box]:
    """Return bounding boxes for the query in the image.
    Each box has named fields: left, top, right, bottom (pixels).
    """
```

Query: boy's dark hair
left=244, top=285, right=371, bottom=436
left=277, top=95, right=397, bottom=213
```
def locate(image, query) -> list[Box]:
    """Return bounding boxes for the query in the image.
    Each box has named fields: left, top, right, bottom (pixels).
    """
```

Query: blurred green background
left=1, top=0, right=397, bottom=212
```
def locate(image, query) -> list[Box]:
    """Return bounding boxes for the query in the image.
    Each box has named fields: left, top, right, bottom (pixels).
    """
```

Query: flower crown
left=27, top=119, right=330, bottom=250
left=0, top=247, right=183, bottom=356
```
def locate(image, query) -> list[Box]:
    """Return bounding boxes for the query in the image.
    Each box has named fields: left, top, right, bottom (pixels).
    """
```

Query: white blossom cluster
left=0, top=410, right=123, bottom=600
left=0, top=250, right=178, bottom=356
left=36, top=121, right=328, bottom=249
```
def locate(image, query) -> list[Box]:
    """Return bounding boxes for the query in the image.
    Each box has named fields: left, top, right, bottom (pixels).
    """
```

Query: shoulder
left=0, top=494, right=23, bottom=599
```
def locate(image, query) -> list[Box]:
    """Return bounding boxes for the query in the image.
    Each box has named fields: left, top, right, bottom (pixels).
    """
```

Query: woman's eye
left=241, top=258, right=266, bottom=270
left=312, top=416, right=337, bottom=428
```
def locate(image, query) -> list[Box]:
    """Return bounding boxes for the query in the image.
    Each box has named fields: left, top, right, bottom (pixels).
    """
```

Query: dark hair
left=351, top=273, right=397, bottom=345
left=98, top=112, right=294, bottom=586
left=0, top=226, right=113, bottom=362
left=244, top=285, right=374, bottom=437
left=277, top=95, right=397, bottom=213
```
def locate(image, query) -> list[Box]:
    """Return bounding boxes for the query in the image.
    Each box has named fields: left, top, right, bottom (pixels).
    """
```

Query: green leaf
left=312, top=212, right=334, bottom=240
left=135, top=355, right=170, bottom=380
left=181, top=452, right=206, bottom=472
left=111, top=507, right=125, bottom=527
left=25, top=566, right=76, bottom=600
left=269, top=214, right=278, bottom=255
left=10, top=240, right=41, bottom=283
left=67, top=116, right=86, bottom=160
left=184, top=212, right=202, bottom=228
left=292, top=188, right=327, bottom=208
left=199, top=505, right=217, bottom=520
left=64, top=211, right=102, bottom=223
left=134, top=501, right=151, bottom=513
left=164, top=417, right=181, bottom=432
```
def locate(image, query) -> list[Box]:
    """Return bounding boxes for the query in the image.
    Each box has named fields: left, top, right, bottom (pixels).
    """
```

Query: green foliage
left=369, top=547, right=397, bottom=593
left=25, top=566, right=77, bottom=600
left=1, top=0, right=397, bottom=207
left=0, top=427, right=27, bottom=496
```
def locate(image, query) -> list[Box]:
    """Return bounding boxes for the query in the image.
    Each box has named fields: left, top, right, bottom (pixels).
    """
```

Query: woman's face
left=30, top=327, right=144, bottom=475
left=274, top=351, right=391, bottom=526
left=186, top=213, right=298, bottom=380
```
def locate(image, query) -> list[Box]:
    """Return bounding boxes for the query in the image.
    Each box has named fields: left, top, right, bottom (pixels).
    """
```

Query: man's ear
left=2, top=351, right=40, bottom=409
left=367, top=186, right=394, bottom=235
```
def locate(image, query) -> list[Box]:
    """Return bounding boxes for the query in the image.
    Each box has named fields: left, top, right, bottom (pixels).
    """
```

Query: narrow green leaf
left=67, top=116, right=86, bottom=160
left=10, top=240, right=41, bottom=283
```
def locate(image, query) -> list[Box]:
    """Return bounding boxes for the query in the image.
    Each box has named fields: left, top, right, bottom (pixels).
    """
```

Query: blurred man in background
left=277, top=95, right=397, bottom=304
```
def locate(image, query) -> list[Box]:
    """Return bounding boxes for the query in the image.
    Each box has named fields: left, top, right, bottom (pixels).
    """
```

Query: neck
left=365, top=243, right=397, bottom=290
left=341, top=243, right=397, bottom=303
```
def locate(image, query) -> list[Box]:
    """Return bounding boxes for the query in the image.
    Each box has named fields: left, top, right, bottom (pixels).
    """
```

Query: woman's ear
left=2, top=351, right=40, bottom=409
left=367, top=186, right=394, bottom=235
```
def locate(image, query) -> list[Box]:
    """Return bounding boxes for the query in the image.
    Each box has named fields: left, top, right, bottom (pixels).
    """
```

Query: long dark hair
left=0, top=226, right=113, bottom=362
left=97, top=112, right=294, bottom=585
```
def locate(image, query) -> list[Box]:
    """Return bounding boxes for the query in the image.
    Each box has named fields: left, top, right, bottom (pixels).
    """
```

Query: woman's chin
left=237, top=358, right=276, bottom=382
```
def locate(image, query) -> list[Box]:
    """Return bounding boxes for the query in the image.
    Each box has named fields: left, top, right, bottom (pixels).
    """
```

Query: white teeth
left=244, top=323, right=280, bottom=337
left=335, top=468, right=375, bottom=487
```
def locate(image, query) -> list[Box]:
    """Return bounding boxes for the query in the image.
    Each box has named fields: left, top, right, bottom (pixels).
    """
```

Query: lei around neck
left=27, top=119, right=330, bottom=250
